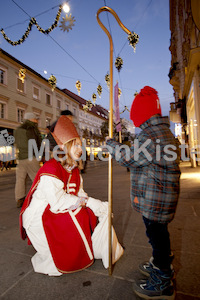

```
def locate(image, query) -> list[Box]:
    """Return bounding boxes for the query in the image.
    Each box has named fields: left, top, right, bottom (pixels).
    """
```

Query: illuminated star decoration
left=105, top=73, right=110, bottom=89
left=75, top=80, right=81, bottom=95
left=128, top=31, right=139, bottom=52
left=83, top=100, right=93, bottom=112
left=118, top=88, right=122, bottom=99
left=19, top=68, right=26, bottom=83
left=48, top=75, right=57, bottom=91
left=97, top=84, right=102, bottom=98
left=59, top=14, right=75, bottom=32
left=115, top=57, right=123, bottom=72
left=92, top=93, right=97, bottom=105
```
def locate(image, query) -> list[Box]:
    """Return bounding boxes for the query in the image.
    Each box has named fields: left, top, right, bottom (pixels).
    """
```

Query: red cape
left=19, top=158, right=97, bottom=273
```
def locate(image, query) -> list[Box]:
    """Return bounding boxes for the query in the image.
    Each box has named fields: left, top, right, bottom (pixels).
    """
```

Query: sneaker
left=133, top=269, right=175, bottom=299
left=139, top=255, right=174, bottom=277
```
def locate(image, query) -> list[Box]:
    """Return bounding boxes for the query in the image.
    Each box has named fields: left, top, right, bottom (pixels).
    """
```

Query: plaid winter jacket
left=106, top=116, right=181, bottom=223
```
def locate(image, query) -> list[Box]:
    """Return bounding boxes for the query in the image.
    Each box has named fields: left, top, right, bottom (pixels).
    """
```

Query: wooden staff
left=96, top=6, right=132, bottom=276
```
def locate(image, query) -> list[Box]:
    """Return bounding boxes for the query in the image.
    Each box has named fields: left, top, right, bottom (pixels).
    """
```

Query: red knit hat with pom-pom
left=130, top=86, right=162, bottom=127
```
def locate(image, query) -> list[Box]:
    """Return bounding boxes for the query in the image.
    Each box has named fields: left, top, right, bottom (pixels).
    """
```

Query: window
left=33, top=85, right=40, bottom=100
left=17, top=77, right=25, bottom=93
left=57, top=99, right=61, bottom=109
left=0, top=69, right=5, bottom=84
left=0, top=67, right=7, bottom=85
left=73, top=107, right=76, bottom=116
left=46, top=118, right=51, bottom=127
left=17, top=108, right=25, bottom=123
left=46, top=93, right=51, bottom=105
left=65, top=103, right=69, bottom=110
left=0, top=102, right=6, bottom=118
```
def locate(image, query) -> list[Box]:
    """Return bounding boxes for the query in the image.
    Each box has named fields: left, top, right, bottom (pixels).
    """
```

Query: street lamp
left=62, top=3, right=70, bottom=13
left=96, top=6, right=139, bottom=275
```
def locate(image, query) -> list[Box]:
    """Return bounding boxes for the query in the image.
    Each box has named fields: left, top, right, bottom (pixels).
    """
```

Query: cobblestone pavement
left=0, top=160, right=200, bottom=300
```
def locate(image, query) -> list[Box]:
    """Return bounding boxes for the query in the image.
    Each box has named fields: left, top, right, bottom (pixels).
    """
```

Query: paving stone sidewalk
left=0, top=160, right=200, bottom=300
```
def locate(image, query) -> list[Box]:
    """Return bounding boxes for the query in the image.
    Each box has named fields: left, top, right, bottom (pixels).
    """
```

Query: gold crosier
left=96, top=6, right=133, bottom=276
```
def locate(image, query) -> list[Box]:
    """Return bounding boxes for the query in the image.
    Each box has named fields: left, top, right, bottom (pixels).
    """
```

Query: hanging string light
left=48, top=75, right=57, bottom=91
left=105, top=73, right=110, bottom=89
left=118, top=88, right=122, bottom=99
left=92, top=93, right=97, bottom=105
left=0, top=5, right=62, bottom=46
left=97, top=84, right=102, bottom=98
left=75, top=80, right=82, bottom=95
left=127, top=31, right=139, bottom=52
left=120, top=105, right=130, bottom=114
left=115, top=57, right=123, bottom=72
left=18, top=68, right=26, bottom=83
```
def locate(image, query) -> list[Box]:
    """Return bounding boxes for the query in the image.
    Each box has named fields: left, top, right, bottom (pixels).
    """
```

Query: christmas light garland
left=0, top=5, right=62, bottom=46
left=120, top=105, right=130, bottom=114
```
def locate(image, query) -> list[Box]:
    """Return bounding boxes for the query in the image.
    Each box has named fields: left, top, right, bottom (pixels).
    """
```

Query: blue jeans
left=143, top=216, right=172, bottom=272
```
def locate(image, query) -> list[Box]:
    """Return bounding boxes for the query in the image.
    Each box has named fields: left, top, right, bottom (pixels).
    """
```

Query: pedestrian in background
left=14, top=112, right=42, bottom=208
left=106, top=86, right=180, bottom=299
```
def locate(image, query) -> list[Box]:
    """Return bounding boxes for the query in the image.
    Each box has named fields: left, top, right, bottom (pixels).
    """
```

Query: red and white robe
left=20, top=158, right=123, bottom=276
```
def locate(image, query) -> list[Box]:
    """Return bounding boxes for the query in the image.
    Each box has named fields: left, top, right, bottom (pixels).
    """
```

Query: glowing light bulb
left=62, top=3, right=70, bottom=13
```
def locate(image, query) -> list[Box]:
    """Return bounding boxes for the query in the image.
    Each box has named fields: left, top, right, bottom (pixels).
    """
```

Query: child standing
left=106, top=86, right=180, bottom=299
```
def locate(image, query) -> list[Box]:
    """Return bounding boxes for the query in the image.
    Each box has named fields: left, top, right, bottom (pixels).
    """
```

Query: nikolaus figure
left=20, top=115, right=123, bottom=276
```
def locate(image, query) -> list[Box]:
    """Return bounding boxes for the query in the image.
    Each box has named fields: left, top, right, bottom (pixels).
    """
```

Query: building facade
left=0, top=48, right=109, bottom=160
left=62, top=88, right=109, bottom=156
left=0, top=48, right=134, bottom=162
left=169, top=0, right=200, bottom=166
left=0, top=48, right=80, bottom=136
